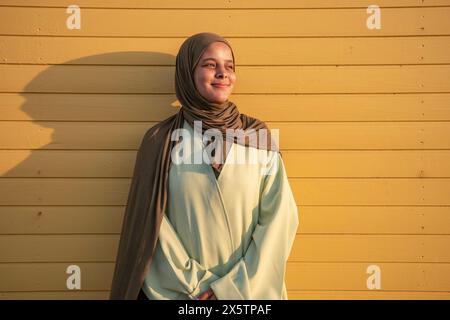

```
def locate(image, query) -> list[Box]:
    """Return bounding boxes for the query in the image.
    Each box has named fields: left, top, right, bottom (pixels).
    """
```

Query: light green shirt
left=142, top=119, right=299, bottom=300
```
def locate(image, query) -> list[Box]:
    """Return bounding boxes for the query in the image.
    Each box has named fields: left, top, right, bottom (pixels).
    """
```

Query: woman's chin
left=208, top=96, right=229, bottom=104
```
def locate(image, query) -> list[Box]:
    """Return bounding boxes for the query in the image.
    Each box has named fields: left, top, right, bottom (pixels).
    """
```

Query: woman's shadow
left=2, top=52, right=180, bottom=298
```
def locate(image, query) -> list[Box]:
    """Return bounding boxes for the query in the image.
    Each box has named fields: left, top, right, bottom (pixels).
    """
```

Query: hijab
left=109, top=32, right=279, bottom=299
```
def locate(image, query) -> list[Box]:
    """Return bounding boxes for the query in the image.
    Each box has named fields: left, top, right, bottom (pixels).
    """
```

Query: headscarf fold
left=110, top=32, right=279, bottom=299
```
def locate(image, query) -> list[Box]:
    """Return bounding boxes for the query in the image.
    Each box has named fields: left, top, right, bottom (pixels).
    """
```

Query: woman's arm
left=142, top=213, right=220, bottom=299
left=208, top=151, right=299, bottom=299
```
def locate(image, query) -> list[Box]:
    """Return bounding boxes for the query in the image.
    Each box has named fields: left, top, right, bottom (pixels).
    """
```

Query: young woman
left=110, top=32, right=299, bottom=300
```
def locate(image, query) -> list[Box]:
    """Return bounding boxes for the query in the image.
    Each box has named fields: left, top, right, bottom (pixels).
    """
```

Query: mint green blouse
left=142, top=119, right=299, bottom=300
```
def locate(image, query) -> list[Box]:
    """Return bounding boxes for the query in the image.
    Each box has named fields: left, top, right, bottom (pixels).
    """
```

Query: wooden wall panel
left=0, top=1, right=449, bottom=299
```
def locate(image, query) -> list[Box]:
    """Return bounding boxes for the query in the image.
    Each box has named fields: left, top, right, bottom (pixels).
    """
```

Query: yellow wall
left=0, top=0, right=449, bottom=299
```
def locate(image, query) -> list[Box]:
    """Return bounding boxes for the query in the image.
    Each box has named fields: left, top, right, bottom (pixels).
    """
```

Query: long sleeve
left=209, top=151, right=299, bottom=299
left=142, top=213, right=220, bottom=299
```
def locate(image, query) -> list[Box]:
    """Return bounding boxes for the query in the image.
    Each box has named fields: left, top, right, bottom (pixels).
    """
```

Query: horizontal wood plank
left=0, top=206, right=449, bottom=235
left=2, top=65, right=450, bottom=94
left=0, top=234, right=449, bottom=262
left=0, top=7, right=449, bottom=37
left=289, top=178, right=450, bottom=205
left=287, top=290, right=450, bottom=299
left=286, top=262, right=450, bottom=291
left=0, top=262, right=449, bottom=291
left=0, top=177, right=450, bottom=205
left=2, top=93, right=450, bottom=121
left=0, top=290, right=109, bottom=300
left=2, top=36, right=450, bottom=65
left=1, top=122, right=450, bottom=150
left=2, top=150, right=450, bottom=178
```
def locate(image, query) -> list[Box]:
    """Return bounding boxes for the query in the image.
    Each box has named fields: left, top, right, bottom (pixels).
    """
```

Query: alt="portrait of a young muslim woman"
left=109, top=32, right=299, bottom=300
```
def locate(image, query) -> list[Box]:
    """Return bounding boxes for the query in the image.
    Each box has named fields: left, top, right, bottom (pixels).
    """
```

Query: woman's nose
left=216, top=72, right=227, bottom=79
left=216, top=64, right=229, bottom=78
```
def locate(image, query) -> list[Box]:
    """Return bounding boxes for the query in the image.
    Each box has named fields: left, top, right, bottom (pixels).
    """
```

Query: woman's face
left=193, top=41, right=236, bottom=104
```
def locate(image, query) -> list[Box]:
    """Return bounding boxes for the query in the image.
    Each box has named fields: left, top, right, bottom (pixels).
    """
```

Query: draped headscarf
left=109, top=32, right=279, bottom=299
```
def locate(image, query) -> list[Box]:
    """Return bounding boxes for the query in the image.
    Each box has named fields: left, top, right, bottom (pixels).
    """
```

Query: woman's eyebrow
left=201, top=58, right=234, bottom=63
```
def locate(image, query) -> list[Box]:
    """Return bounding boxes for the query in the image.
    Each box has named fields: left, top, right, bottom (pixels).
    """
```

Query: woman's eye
left=204, top=63, right=233, bottom=70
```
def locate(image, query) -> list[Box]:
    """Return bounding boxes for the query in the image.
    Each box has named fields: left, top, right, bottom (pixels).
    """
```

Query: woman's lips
left=212, top=84, right=229, bottom=88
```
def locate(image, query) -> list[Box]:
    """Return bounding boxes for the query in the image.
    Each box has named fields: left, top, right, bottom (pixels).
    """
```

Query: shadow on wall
left=1, top=52, right=179, bottom=297
left=5, top=51, right=179, bottom=179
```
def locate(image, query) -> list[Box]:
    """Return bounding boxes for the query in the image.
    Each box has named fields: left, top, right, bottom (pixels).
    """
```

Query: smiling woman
left=109, top=32, right=299, bottom=300
left=193, top=41, right=236, bottom=104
